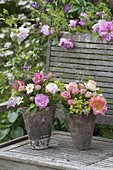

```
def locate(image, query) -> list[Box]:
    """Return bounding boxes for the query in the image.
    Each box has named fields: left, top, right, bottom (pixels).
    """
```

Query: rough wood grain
left=0, top=131, right=113, bottom=170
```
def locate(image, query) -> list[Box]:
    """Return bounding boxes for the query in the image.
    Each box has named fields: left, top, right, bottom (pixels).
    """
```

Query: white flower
left=46, top=83, right=59, bottom=94
left=85, top=80, right=99, bottom=91
left=26, top=83, right=34, bottom=94
left=16, top=96, right=24, bottom=105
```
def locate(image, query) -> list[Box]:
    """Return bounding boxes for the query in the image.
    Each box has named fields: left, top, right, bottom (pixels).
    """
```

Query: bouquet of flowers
left=59, top=79, right=107, bottom=116
left=7, top=72, right=59, bottom=116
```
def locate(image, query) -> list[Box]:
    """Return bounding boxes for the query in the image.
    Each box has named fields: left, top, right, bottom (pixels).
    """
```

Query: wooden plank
left=50, top=56, right=113, bottom=67
left=46, top=39, right=51, bottom=74
left=51, top=46, right=113, bottom=56
left=0, top=131, right=113, bottom=170
left=50, top=62, right=113, bottom=72
left=51, top=51, right=113, bottom=61
left=50, top=67, right=113, bottom=78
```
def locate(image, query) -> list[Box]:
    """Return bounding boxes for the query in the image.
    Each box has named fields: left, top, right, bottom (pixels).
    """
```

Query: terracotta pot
left=22, top=106, right=56, bottom=150
left=65, top=113, right=96, bottom=151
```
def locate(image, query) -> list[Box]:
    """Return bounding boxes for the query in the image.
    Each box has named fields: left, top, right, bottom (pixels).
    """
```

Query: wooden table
left=0, top=131, right=113, bottom=170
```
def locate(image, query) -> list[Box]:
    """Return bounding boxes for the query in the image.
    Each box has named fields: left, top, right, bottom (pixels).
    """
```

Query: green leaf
left=11, top=126, right=24, bottom=139
left=8, top=111, right=19, bottom=123
left=0, top=128, right=10, bottom=140
left=31, top=106, right=37, bottom=117
left=3, top=9, right=9, bottom=15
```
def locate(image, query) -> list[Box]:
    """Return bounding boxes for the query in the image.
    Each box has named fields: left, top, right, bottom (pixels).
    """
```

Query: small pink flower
left=89, top=96, right=107, bottom=115
left=68, top=82, right=77, bottom=91
left=80, top=89, right=87, bottom=94
left=61, top=91, right=71, bottom=100
left=69, top=20, right=77, bottom=28
left=35, top=85, right=41, bottom=90
left=85, top=91, right=92, bottom=98
left=96, top=12, right=101, bottom=16
left=79, top=83, right=85, bottom=89
left=68, top=99, right=76, bottom=106
left=78, top=20, right=86, bottom=26
left=33, top=72, right=44, bottom=85
left=72, top=88, right=79, bottom=95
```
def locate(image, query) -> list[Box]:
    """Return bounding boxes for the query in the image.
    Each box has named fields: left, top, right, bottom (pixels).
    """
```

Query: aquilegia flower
left=89, top=96, right=107, bottom=115
left=69, top=20, right=77, bottom=28
left=30, top=2, right=38, bottom=9
left=35, top=94, right=49, bottom=109
left=64, top=4, right=70, bottom=13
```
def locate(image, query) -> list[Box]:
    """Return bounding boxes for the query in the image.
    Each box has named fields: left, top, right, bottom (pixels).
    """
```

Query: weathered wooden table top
left=0, top=131, right=113, bottom=170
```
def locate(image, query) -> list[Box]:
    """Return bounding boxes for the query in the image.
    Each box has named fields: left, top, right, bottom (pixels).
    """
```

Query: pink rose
left=68, top=82, right=77, bottom=91
left=33, top=72, right=44, bottom=85
left=89, top=96, right=107, bottom=115
left=35, top=94, right=49, bottom=109
left=80, top=89, right=87, bottom=94
left=40, top=25, right=54, bottom=36
left=35, top=85, right=41, bottom=90
left=72, top=88, right=79, bottom=95
left=61, top=91, right=71, bottom=100
left=59, top=38, right=75, bottom=49
left=85, top=91, right=92, bottom=98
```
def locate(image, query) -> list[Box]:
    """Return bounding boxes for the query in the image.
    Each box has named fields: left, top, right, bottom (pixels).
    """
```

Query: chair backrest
left=46, top=32, right=113, bottom=125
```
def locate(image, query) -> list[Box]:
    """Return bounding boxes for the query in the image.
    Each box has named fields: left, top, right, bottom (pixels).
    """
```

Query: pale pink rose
left=85, top=91, right=92, bottom=98
left=33, top=72, right=44, bottom=85
left=46, top=83, right=58, bottom=94
left=79, top=83, right=85, bottom=89
left=85, top=80, right=97, bottom=91
left=61, top=91, right=71, bottom=100
left=89, top=96, right=107, bottom=115
left=80, top=89, right=87, bottom=94
left=69, top=20, right=77, bottom=28
left=35, top=85, right=41, bottom=90
left=72, top=88, right=79, bottom=94
left=68, top=99, right=76, bottom=106
left=68, top=82, right=77, bottom=91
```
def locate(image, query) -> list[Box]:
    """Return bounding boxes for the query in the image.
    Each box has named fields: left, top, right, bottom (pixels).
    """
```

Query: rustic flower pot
left=22, top=106, right=56, bottom=150
left=65, top=112, right=96, bottom=151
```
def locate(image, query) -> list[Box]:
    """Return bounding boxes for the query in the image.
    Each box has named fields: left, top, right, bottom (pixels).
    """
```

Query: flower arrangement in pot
left=7, top=72, right=59, bottom=149
left=58, top=79, right=107, bottom=150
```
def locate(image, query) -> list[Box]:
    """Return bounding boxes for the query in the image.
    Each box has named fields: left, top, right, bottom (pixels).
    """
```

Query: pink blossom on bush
left=78, top=20, right=86, bottom=26
left=68, top=99, right=76, bottom=105
left=92, top=20, right=113, bottom=41
left=33, top=72, right=44, bottom=84
left=59, top=38, right=75, bottom=49
left=40, top=25, right=54, bottom=36
left=80, top=12, right=89, bottom=20
left=12, top=80, right=25, bottom=92
left=35, top=94, right=49, bottom=109
left=61, top=91, right=71, bottom=100
left=89, top=96, right=107, bottom=115
left=69, top=20, right=77, bottom=28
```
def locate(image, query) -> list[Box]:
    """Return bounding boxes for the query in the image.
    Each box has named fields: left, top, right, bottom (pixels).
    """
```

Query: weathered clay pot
left=65, top=113, right=96, bottom=151
left=22, top=106, right=56, bottom=150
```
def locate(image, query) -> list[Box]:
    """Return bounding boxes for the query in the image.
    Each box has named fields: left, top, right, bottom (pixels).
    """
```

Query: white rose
left=46, top=83, right=59, bottom=94
left=85, top=80, right=98, bottom=91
